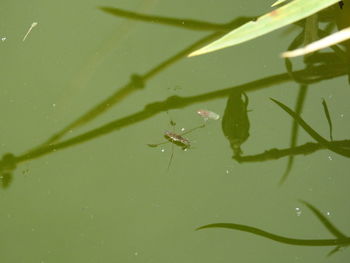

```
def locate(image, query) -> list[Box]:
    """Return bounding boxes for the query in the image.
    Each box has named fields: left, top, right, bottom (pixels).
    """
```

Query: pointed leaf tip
left=188, top=0, right=340, bottom=57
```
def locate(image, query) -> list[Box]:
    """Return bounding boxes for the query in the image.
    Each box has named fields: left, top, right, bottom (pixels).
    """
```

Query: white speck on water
left=328, top=155, right=333, bottom=161
left=225, top=169, right=230, bottom=174
left=161, top=149, right=165, bottom=152
left=181, top=127, right=185, bottom=132
left=1, top=37, right=6, bottom=42
left=184, top=148, right=188, bottom=152
left=52, top=103, right=56, bottom=107
left=295, top=207, right=302, bottom=216
left=134, top=252, right=139, bottom=256
left=340, top=113, right=344, bottom=118
left=326, top=211, right=331, bottom=216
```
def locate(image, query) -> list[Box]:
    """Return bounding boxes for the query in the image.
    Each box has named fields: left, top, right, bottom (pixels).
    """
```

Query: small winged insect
left=148, top=114, right=205, bottom=170
left=197, top=109, right=220, bottom=121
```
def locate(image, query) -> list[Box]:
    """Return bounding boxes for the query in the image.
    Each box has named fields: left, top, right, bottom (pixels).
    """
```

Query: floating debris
left=197, top=109, right=220, bottom=120
left=23, top=22, right=38, bottom=41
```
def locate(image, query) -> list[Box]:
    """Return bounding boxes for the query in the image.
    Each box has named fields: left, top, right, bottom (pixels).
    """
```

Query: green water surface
left=0, top=0, right=349, bottom=262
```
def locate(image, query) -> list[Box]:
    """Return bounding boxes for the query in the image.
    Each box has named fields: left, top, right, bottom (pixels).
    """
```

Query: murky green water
left=1, top=0, right=349, bottom=262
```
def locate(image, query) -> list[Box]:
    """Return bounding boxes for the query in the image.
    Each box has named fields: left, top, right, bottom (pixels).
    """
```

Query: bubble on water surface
left=295, top=207, right=302, bottom=216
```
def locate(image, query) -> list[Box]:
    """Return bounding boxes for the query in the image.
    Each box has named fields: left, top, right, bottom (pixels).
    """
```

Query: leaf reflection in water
left=197, top=200, right=350, bottom=256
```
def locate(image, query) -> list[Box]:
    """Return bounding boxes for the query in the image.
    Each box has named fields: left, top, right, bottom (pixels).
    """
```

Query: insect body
left=148, top=115, right=205, bottom=171
left=164, top=130, right=190, bottom=149
left=151, top=129, right=191, bottom=171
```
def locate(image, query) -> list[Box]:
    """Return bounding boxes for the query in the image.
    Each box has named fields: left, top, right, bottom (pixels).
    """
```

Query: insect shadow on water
left=148, top=112, right=205, bottom=171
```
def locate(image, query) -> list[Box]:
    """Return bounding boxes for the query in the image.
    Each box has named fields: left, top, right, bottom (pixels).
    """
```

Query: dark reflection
left=281, top=84, right=307, bottom=184
left=280, top=21, right=348, bottom=182
left=281, top=25, right=308, bottom=183
left=279, top=5, right=350, bottom=180
left=1, top=57, right=348, bottom=188
left=244, top=8, right=349, bottom=183
left=1, top=6, right=349, bottom=188
left=38, top=9, right=254, bottom=147
left=0, top=153, right=16, bottom=189
left=234, top=140, right=350, bottom=163
left=234, top=98, right=350, bottom=162
left=43, top=73, right=145, bottom=146
left=197, top=200, right=350, bottom=256
left=271, top=98, right=350, bottom=158
left=322, top=98, right=334, bottom=141
left=99, top=6, right=235, bottom=32
left=222, top=91, right=250, bottom=157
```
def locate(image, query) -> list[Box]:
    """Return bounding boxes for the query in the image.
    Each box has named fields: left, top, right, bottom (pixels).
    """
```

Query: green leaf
left=271, top=0, right=290, bottom=7
left=188, top=0, right=340, bottom=57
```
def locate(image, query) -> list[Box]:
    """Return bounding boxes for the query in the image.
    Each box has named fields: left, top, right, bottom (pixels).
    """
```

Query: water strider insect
left=164, top=130, right=191, bottom=148
left=148, top=115, right=205, bottom=170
